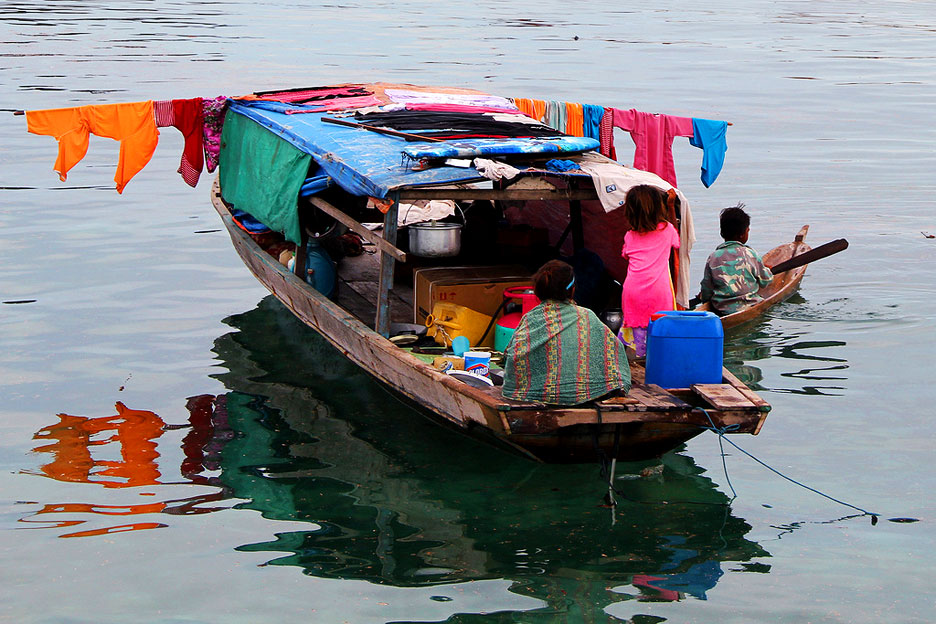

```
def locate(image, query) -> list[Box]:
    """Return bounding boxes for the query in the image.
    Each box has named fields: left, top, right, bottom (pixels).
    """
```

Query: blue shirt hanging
left=689, top=118, right=728, bottom=187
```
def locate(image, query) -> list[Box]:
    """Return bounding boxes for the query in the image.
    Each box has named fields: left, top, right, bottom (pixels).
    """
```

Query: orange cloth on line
left=512, top=97, right=547, bottom=122
left=530, top=98, right=547, bottom=123
left=26, top=101, right=159, bottom=193
left=513, top=98, right=536, bottom=119
left=565, top=102, right=584, bottom=136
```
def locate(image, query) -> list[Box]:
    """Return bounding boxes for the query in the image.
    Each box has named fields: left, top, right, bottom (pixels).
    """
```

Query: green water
left=1, top=1, right=934, bottom=621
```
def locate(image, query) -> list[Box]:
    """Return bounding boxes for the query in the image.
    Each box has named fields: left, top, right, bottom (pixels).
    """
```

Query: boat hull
left=212, top=183, right=768, bottom=463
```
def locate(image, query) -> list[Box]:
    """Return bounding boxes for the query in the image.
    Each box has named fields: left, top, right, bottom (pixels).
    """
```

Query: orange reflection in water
left=21, top=399, right=230, bottom=538
left=18, top=502, right=168, bottom=538
left=29, top=401, right=165, bottom=488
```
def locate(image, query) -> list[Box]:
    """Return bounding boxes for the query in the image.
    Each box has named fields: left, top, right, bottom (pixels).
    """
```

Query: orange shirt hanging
left=26, top=101, right=159, bottom=193
left=565, top=102, right=584, bottom=136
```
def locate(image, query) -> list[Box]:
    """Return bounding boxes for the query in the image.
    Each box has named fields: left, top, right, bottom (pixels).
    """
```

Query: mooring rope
left=695, top=407, right=879, bottom=518
left=592, top=405, right=628, bottom=503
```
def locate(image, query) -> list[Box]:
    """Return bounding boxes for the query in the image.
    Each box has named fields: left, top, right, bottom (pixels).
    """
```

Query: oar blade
left=770, top=238, right=848, bottom=274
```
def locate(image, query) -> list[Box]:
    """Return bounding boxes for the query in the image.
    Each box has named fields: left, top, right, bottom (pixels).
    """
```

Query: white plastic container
left=463, top=351, right=491, bottom=377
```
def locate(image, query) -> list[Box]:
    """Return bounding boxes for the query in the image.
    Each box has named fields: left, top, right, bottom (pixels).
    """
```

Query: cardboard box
left=414, top=265, right=532, bottom=325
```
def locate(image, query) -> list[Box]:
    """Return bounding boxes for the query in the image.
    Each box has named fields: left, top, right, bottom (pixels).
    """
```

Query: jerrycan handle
left=503, top=285, right=539, bottom=315
left=652, top=310, right=712, bottom=320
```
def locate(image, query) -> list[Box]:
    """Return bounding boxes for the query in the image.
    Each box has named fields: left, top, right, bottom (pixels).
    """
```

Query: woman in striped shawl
left=502, top=260, right=631, bottom=405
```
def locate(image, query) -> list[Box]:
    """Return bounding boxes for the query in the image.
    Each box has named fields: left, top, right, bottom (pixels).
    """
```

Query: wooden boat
left=201, top=82, right=773, bottom=463
left=696, top=225, right=811, bottom=329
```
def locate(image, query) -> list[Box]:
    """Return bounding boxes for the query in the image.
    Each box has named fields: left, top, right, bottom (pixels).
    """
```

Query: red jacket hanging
left=154, top=98, right=204, bottom=187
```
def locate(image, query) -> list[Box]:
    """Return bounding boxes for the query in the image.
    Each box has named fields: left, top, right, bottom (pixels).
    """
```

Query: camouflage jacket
left=699, top=241, right=773, bottom=315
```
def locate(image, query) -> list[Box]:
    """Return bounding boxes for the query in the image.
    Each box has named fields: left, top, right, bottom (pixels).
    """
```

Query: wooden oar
left=321, top=117, right=446, bottom=142
left=768, top=238, right=848, bottom=275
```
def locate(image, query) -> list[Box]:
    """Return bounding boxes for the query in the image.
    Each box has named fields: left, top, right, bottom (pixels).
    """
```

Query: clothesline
left=509, top=96, right=730, bottom=188
left=15, top=84, right=732, bottom=193
left=20, top=97, right=226, bottom=193
left=11, top=109, right=733, bottom=124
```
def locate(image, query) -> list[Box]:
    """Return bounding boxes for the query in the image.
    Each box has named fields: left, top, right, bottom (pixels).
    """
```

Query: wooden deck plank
left=338, top=251, right=416, bottom=325
left=692, top=383, right=756, bottom=410
left=630, top=364, right=646, bottom=385
left=720, top=368, right=772, bottom=411
left=334, top=279, right=379, bottom=327
left=493, top=382, right=689, bottom=414
left=343, top=278, right=412, bottom=324
left=626, top=384, right=692, bottom=411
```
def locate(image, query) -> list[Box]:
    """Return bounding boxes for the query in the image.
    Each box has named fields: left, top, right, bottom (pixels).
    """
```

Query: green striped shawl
left=502, top=301, right=631, bottom=406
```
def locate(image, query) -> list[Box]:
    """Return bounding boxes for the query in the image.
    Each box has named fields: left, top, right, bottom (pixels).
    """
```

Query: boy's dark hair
left=720, top=203, right=750, bottom=241
left=533, top=259, right=575, bottom=302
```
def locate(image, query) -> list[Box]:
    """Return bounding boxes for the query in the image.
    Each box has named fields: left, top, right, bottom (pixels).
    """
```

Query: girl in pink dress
left=619, top=185, right=680, bottom=357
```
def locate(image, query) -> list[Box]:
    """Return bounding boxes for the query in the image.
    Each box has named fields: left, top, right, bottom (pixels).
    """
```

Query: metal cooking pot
left=407, top=204, right=466, bottom=258
left=408, top=221, right=462, bottom=257
left=600, top=308, right=624, bottom=335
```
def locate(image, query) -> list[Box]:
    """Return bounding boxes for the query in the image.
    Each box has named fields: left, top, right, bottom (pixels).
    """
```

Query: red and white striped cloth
left=154, top=98, right=203, bottom=187
left=599, top=106, right=616, bottom=160
left=154, top=100, right=175, bottom=127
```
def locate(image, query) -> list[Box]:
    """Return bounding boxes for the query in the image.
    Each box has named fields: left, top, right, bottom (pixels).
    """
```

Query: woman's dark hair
left=624, top=185, right=666, bottom=233
left=720, top=203, right=750, bottom=240
left=532, top=259, right=575, bottom=302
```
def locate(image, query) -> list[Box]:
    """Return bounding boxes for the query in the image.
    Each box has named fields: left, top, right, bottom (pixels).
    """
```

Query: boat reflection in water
left=23, top=296, right=771, bottom=616
left=209, top=297, right=771, bottom=611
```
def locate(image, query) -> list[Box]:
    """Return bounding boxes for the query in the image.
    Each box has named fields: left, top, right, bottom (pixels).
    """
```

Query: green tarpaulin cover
left=219, top=110, right=311, bottom=244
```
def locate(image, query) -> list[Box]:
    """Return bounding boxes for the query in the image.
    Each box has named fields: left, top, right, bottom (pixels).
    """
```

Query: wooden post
left=569, top=198, right=585, bottom=253
left=666, top=190, right=679, bottom=299
left=375, top=192, right=400, bottom=337
left=565, top=177, right=584, bottom=252
left=294, top=209, right=309, bottom=279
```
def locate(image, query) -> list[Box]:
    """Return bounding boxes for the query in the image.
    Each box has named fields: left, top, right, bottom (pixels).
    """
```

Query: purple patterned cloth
left=202, top=96, right=228, bottom=173
left=618, top=325, right=649, bottom=358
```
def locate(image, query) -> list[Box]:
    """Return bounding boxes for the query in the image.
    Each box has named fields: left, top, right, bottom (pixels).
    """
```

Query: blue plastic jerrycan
left=304, top=238, right=337, bottom=300
left=644, top=310, right=724, bottom=389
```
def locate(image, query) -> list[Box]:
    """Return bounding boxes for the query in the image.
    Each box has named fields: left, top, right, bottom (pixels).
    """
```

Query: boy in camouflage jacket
left=699, top=204, right=773, bottom=315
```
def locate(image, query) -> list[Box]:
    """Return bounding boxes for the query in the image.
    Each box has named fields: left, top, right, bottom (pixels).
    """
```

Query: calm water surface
left=1, top=2, right=934, bottom=622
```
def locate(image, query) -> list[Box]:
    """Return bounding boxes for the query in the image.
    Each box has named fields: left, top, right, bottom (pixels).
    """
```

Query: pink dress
left=621, top=221, right=680, bottom=328
left=611, top=109, right=694, bottom=187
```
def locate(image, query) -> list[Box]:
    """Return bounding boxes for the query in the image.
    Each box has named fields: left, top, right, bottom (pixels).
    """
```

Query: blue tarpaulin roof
left=227, top=100, right=488, bottom=198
